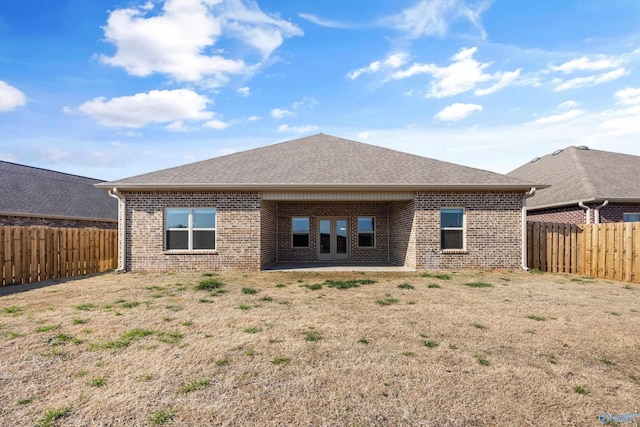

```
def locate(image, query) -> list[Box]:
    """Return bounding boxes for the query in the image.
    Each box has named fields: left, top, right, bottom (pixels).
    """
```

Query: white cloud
left=110, top=141, right=128, bottom=148
left=558, top=100, right=579, bottom=110
left=382, top=0, right=490, bottom=39
left=247, top=115, right=260, bottom=121
left=615, top=87, right=640, bottom=105
left=599, top=105, right=640, bottom=135
left=203, top=119, right=231, bottom=129
left=292, top=96, right=318, bottom=110
left=530, top=109, right=585, bottom=125
left=277, top=124, right=318, bottom=134
left=99, top=0, right=302, bottom=84
left=73, top=89, right=213, bottom=128
left=347, top=52, right=409, bottom=80
left=392, top=47, right=520, bottom=98
left=0, top=81, right=27, bottom=112
left=553, top=67, right=628, bottom=91
left=299, top=13, right=349, bottom=29
left=237, top=86, right=250, bottom=97
left=271, top=108, right=295, bottom=119
left=166, top=120, right=189, bottom=132
left=435, top=103, right=482, bottom=122
left=549, top=56, right=620, bottom=73
left=474, top=69, right=520, bottom=96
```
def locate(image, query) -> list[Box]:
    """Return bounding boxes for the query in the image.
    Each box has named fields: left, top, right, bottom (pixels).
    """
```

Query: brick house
left=0, top=161, right=117, bottom=228
left=97, top=134, right=541, bottom=272
left=508, top=146, right=640, bottom=224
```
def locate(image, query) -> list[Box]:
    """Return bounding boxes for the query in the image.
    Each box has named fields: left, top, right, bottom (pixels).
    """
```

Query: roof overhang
left=95, top=183, right=542, bottom=192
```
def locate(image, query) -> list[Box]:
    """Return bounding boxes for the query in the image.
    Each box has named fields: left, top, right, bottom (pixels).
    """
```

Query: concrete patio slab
left=264, top=262, right=414, bottom=272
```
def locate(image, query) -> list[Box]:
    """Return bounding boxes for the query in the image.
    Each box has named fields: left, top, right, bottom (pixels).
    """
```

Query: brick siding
left=414, top=192, right=523, bottom=270
left=121, top=190, right=525, bottom=272
left=389, top=199, right=416, bottom=268
left=276, top=202, right=390, bottom=263
left=260, top=200, right=278, bottom=268
left=124, top=191, right=262, bottom=272
left=0, top=215, right=116, bottom=229
left=527, top=203, right=640, bottom=224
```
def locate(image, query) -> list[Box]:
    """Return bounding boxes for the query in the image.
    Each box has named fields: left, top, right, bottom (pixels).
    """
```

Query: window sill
left=164, top=250, right=218, bottom=255
left=440, top=249, right=468, bottom=254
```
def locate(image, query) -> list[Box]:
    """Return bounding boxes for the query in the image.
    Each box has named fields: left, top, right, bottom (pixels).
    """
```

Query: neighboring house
left=508, top=146, right=640, bottom=224
left=0, top=161, right=117, bottom=228
left=97, top=134, right=541, bottom=272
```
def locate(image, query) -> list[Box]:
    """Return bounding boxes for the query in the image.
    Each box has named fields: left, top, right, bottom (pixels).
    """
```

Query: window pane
left=166, top=209, right=189, bottom=229
left=193, top=209, right=216, bottom=229
left=441, top=209, right=463, bottom=228
left=441, top=230, right=463, bottom=250
left=193, top=230, right=215, bottom=249
left=358, top=217, right=374, bottom=233
left=292, top=217, right=310, bottom=233
left=292, top=234, right=309, bottom=247
left=358, top=233, right=374, bottom=247
left=166, top=230, right=188, bottom=250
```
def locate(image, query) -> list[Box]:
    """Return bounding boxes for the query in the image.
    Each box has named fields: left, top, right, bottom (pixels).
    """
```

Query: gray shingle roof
left=99, top=134, right=538, bottom=191
left=507, top=146, right=640, bottom=209
left=0, top=161, right=117, bottom=221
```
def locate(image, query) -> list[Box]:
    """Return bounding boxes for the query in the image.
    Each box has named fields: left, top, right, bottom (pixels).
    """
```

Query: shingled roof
left=0, top=161, right=117, bottom=221
left=99, top=134, right=538, bottom=191
left=508, top=146, right=640, bottom=209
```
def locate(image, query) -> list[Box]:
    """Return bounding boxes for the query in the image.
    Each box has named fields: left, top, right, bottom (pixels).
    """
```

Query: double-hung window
left=441, top=208, right=465, bottom=250
left=292, top=217, right=310, bottom=248
left=165, top=208, right=216, bottom=250
left=623, top=213, right=640, bottom=222
left=357, top=217, right=375, bottom=248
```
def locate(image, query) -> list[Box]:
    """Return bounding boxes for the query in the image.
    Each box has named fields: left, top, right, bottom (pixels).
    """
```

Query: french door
left=317, top=218, right=349, bottom=261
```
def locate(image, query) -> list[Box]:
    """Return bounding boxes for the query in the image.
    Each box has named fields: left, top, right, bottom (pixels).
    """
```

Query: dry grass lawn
left=0, top=269, right=639, bottom=426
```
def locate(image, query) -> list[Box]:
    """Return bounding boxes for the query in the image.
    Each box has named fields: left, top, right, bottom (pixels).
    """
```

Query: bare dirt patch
left=1, top=270, right=639, bottom=426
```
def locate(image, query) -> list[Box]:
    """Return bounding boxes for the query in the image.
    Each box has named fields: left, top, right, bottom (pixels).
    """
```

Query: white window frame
left=165, top=208, right=216, bottom=251
left=440, top=208, right=466, bottom=251
left=357, top=216, right=376, bottom=248
left=291, top=217, right=310, bottom=248
left=623, top=213, right=640, bottom=222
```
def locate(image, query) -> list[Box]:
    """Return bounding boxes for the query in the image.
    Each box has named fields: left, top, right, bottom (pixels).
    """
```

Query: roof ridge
left=0, top=160, right=105, bottom=182
left=568, top=146, right=597, bottom=198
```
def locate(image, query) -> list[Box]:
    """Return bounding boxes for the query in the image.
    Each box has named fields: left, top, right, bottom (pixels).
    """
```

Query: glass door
left=318, top=218, right=349, bottom=261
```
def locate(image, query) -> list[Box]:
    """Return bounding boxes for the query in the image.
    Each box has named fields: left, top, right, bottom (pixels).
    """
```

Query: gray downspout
left=522, top=188, right=536, bottom=271
left=578, top=202, right=591, bottom=224
left=108, top=188, right=126, bottom=273
left=594, top=200, right=609, bottom=224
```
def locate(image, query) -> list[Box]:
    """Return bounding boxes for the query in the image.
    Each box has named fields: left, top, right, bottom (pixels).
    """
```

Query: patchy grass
left=464, top=282, right=493, bottom=288
left=427, top=283, right=441, bottom=289
left=303, top=283, right=322, bottom=291
left=420, top=272, right=452, bottom=280
left=375, top=297, right=399, bottom=306
left=242, top=287, right=258, bottom=294
left=0, top=270, right=637, bottom=426
left=397, top=283, right=414, bottom=290
left=194, top=278, right=224, bottom=291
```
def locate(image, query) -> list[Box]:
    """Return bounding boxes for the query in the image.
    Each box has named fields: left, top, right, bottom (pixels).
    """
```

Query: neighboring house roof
left=507, top=146, right=640, bottom=210
left=0, top=161, right=117, bottom=222
left=98, top=134, right=539, bottom=191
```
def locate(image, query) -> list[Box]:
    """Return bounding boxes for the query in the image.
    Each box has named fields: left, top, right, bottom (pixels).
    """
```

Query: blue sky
left=1, top=0, right=640, bottom=181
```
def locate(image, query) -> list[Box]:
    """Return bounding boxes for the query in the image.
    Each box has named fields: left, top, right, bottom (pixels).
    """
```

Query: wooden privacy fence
left=527, top=221, right=640, bottom=283
left=1, top=226, right=118, bottom=286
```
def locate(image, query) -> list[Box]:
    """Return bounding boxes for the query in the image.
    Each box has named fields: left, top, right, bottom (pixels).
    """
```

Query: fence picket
left=1, top=226, right=117, bottom=286
left=526, top=221, right=639, bottom=283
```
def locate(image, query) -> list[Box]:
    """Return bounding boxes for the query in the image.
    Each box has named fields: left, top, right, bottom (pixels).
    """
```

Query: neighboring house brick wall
left=389, top=199, right=416, bottom=268
left=0, top=215, right=117, bottom=229
left=414, top=191, right=523, bottom=270
left=599, top=203, right=640, bottom=223
left=527, top=203, right=640, bottom=224
left=124, top=191, right=262, bottom=272
left=260, top=200, right=278, bottom=268
left=276, top=202, right=390, bottom=263
left=526, top=206, right=587, bottom=224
